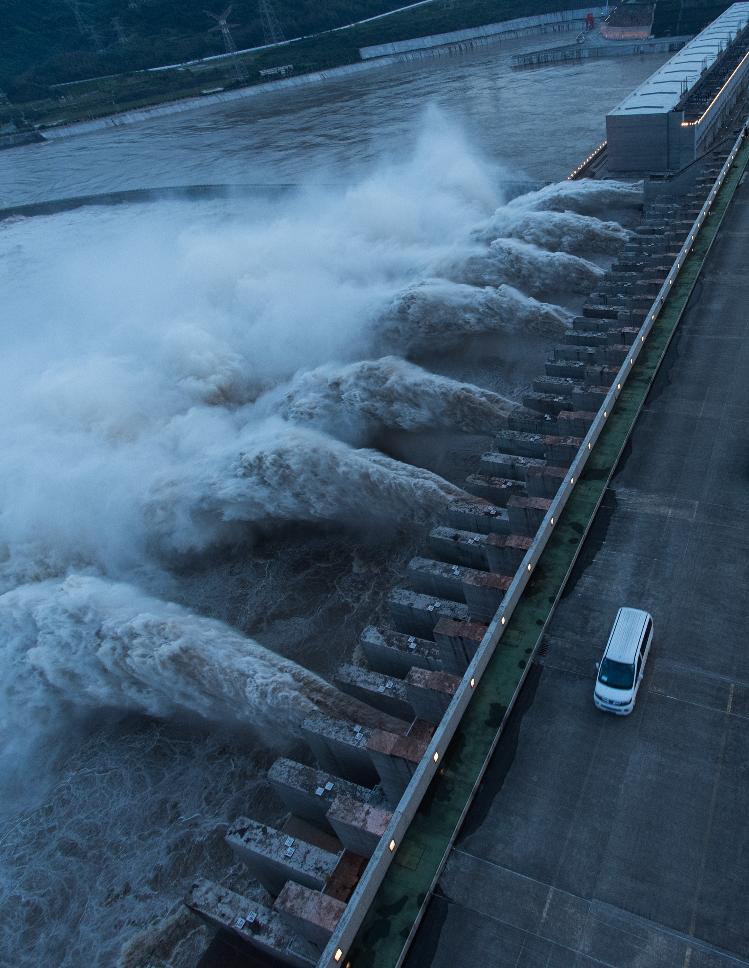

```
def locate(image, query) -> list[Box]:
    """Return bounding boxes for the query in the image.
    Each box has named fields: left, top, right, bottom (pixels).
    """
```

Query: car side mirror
left=595, top=661, right=600, bottom=670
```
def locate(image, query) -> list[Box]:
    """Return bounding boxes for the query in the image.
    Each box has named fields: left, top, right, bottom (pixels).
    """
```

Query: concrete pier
left=333, top=664, right=413, bottom=722
left=507, top=495, right=552, bottom=535
left=485, top=533, right=532, bottom=574
left=273, top=883, right=346, bottom=951
left=404, top=669, right=461, bottom=724
left=225, top=819, right=340, bottom=897
left=464, top=473, right=526, bottom=505
left=446, top=495, right=509, bottom=535
left=326, top=795, right=393, bottom=858
left=433, top=616, right=487, bottom=673
left=462, top=570, right=511, bottom=623
left=480, top=452, right=546, bottom=481
left=185, top=879, right=318, bottom=967
left=525, top=463, right=567, bottom=499
left=387, top=588, right=472, bottom=639
left=428, top=526, right=490, bottom=570
left=359, top=625, right=443, bottom=677
left=268, top=758, right=374, bottom=832
left=367, top=727, right=432, bottom=806
left=301, top=716, right=379, bottom=787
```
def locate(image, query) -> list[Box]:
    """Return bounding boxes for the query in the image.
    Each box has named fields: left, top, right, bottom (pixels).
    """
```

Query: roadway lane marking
left=646, top=684, right=749, bottom=722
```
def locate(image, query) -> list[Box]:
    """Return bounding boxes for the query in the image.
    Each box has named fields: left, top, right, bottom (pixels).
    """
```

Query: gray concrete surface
left=405, top=179, right=749, bottom=967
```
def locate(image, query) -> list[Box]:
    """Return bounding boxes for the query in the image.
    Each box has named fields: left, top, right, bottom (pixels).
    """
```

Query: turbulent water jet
left=144, top=419, right=465, bottom=556
left=507, top=178, right=643, bottom=218
left=444, top=239, right=603, bottom=296
left=382, top=278, right=571, bottom=353
left=265, top=357, right=513, bottom=442
left=474, top=208, right=631, bottom=254
left=0, top=574, right=399, bottom=740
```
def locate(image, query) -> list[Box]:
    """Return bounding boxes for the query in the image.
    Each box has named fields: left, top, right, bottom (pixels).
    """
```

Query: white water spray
left=265, top=357, right=513, bottom=442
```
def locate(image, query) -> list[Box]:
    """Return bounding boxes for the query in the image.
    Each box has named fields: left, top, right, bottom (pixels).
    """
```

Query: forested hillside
left=652, top=0, right=735, bottom=36
left=0, top=0, right=411, bottom=95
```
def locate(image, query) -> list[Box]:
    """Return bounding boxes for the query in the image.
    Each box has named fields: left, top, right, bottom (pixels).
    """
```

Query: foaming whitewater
left=474, top=208, right=631, bottom=254
left=0, top=574, right=388, bottom=747
left=0, top=107, right=637, bottom=968
left=507, top=177, right=644, bottom=217
left=265, top=357, right=513, bottom=442
left=446, top=238, right=604, bottom=296
left=144, top=418, right=465, bottom=557
left=383, top=279, right=571, bottom=351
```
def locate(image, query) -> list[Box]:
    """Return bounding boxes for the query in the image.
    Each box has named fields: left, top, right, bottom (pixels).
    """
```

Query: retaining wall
left=512, top=33, right=690, bottom=67
left=359, top=6, right=607, bottom=58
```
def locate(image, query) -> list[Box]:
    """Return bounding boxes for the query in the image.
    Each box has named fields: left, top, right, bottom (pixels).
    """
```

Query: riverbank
left=37, top=6, right=606, bottom=142
left=6, top=1, right=599, bottom=138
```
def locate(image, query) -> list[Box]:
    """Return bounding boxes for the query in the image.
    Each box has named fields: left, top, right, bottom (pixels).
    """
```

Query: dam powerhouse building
left=607, top=2, right=749, bottom=172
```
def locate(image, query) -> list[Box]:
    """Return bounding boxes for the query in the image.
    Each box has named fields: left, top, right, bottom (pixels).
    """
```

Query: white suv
left=594, top=607, right=653, bottom=715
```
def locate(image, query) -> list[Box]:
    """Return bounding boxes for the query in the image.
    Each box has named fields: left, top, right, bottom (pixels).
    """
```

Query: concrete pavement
left=405, top=174, right=749, bottom=968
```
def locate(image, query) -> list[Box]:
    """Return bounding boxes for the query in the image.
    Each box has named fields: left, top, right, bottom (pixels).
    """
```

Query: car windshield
left=598, top=658, right=635, bottom=690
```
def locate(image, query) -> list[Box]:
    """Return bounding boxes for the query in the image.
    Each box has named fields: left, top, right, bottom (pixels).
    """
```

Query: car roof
left=605, top=607, right=651, bottom=663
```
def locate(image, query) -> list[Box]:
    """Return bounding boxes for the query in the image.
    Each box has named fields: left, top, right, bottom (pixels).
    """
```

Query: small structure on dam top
left=607, top=2, right=749, bottom=172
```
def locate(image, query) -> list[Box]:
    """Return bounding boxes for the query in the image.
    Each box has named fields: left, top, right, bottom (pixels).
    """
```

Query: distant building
left=606, top=2, right=749, bottom=172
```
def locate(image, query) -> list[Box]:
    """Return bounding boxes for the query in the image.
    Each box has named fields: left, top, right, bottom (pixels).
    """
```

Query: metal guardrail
left=320, top=117, right=749, bottom=968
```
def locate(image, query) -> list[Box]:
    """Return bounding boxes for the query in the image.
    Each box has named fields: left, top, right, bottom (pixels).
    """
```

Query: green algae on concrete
left=345, top=133, right=749, bottom=968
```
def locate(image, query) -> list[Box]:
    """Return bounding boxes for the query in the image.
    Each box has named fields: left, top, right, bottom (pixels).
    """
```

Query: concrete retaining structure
left=512, top=34, right=689, bottom=68
left=360, top=7, right=607, bottom=58
left=181, top=40, right=749, bottom=968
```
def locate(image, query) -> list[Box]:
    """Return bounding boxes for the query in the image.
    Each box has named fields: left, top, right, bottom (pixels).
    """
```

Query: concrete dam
left=182, top=8, right=749, bottom=968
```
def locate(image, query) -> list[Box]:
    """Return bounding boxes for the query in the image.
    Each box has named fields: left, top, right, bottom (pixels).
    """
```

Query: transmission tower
left=111, top=16, right=127, bottom=46
left=205, top=6, right=249, bottom=81
left=206, top=6, right=240, bottom=52
left=258, top=0, right=285, bottom=45
left=64, top=0, right=104, bottom=51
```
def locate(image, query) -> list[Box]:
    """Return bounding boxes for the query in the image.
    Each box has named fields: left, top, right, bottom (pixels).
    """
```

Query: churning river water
left=0, top=37, right=666, bottom=968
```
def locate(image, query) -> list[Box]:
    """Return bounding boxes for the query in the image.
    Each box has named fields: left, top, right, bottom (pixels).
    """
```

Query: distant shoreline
left=37, top=7, right=607, bottom=143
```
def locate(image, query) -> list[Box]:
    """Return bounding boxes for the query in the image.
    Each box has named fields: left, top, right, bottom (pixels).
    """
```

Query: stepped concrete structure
left=184, top=14, right=749, bottom=966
